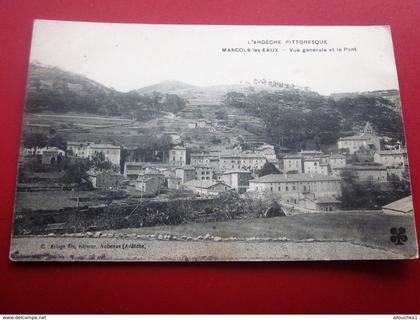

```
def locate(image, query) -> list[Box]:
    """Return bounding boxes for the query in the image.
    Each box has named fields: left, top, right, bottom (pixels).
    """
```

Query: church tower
left=362, top=122, right=375, bottom=135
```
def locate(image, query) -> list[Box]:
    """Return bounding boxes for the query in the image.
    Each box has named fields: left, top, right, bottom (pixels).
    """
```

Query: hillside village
left=13, top=64, right=413, bottom=235
left=19, top=120, right=409, bottom=216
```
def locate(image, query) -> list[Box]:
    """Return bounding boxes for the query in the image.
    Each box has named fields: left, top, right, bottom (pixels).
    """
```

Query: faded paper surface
left=10, top=21, right=418, bottom=261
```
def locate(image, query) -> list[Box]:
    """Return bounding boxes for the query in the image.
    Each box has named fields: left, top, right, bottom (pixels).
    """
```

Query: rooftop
left=90, top=144, right=121, bottom=149
left=125, top=162, right=176, bottom=168
left=283, top=154, right=302, bottom=159
left=382, top=196, right=413, bottom=214
left=221, top=169, right=252, bottom=175
left=190, top=153, right=210, bottom=157
left=167, top=175, right=182, bottom=180
left=299, top=150, right=324, bottom=155
left=348, top=165, right=387, bottom=171
left=378, top=149, right=407, bottom=155
left=256, top=144, right=275, bottom=150
left=42, top=147, right=62, bottom=153
left=171, top=146, right=186, bottom=150
left=184, top=180, right=230, bottom=189
left=330, top=154, right=347, bottom=159
left=27, top=123, right=50, bottom=127
left=240, top=153, right=266, bottom=159
left=304, top=158, right=323, bottom=162
left=338, top=135, right=369, bottom=141
left=67, top=141, right=91, bottom=146
left=250, top=173, right=340, bottom=183
left=219, top=153, right=241, bottom=158
left=176, top=166, right=195, bottom=170
left=125, top=162, right=144, bottom=167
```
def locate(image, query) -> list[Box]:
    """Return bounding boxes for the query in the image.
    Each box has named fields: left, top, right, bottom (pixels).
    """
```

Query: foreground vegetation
left=225, top=90, right=404, bottom=151
left=114, top=212, right=417, bottom=256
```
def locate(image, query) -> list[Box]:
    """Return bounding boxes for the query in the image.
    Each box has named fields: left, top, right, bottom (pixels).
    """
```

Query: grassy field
left=27, top=113, right=133, bottom=127
left=10, top=236, right=408, bottom=261
left=14, top=191, right=106, bottom=211
left=112, top=212, right=418, bottom=257
left=24, top=107, right=267, bottom=152
left=10, top=207, right=418, bottom=261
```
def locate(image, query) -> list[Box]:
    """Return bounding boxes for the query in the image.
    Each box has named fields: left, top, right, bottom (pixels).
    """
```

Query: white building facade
left=168, top=146, right=187, bottom=166
left=374, top=148, right=408, bottom=167
left=249, top=173, right=341, bottom=200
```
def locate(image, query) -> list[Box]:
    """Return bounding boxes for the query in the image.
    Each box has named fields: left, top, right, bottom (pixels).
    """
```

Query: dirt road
left=10, top=236, right=410, bottom=262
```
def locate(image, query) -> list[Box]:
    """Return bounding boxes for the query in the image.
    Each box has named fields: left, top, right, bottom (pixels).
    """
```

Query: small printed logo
left=390, top=227, right=408, bottom=245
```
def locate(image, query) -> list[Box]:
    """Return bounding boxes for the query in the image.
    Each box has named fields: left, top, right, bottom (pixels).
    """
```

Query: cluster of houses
left=21, top=121, right=409, bottom=212
left=22, top=146, right=65, bottom=165
left=66, top=141, right=121, bottom=167
left=246, top=123, right=408, bottom=212
left=23, top=141, right=122, bottom=168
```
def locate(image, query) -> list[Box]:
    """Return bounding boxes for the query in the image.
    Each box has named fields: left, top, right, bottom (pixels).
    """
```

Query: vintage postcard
left=10, top=20, right=418, bottom=261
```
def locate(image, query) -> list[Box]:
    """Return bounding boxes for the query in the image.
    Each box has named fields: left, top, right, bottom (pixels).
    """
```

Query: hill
left=135, top=81, right=311, bottom=106
left=24, top=63, right=405, bottom=152
left=224, top=89, right=404, bottom=151
left=330, top=90, right=401, bottom=112
left=26, top=63, right=123, bottom=115
left=25, top=63, right=188, bottom=118
left=135, top=80, right=195, bottom=95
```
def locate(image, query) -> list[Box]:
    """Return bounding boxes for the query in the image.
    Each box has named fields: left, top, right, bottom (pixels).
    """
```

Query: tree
left=215, top=109, right=228, bottom=121
left=210, top=136, right=222, bottom=145
left=163, top=94, right=187, bottom=113
left=339, top=169, right=363, bottom=209
left=91, top=151, right=113, bottom=171
left=62, top=161, right=89, bottom=184
left=258, top=161, right=281, bottom=177
left=23, top=133, right=48, bottom=153
left=48, top=134, right=67, bottom=151
left=339, top=169, right=410, bottom=210
left=194, top=109, right=204, bottom=118
left=151, top=91, right=163, bottom=113
left=33, top=78, right=42, bottom=91
left=388, top=172, right=411, bottom=200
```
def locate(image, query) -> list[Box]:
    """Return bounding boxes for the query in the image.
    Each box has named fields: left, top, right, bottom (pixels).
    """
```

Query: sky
left=29, top=20, right=400, bottom=95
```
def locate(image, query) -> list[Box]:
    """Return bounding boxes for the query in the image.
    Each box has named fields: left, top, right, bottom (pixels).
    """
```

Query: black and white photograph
left=9, top=21, right=418, bottom=261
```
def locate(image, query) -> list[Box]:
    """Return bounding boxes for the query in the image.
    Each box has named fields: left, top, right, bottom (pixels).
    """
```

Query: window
left=293, top=186, right=296, bottom=190
left=286, top=186, right=288, bottom=191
